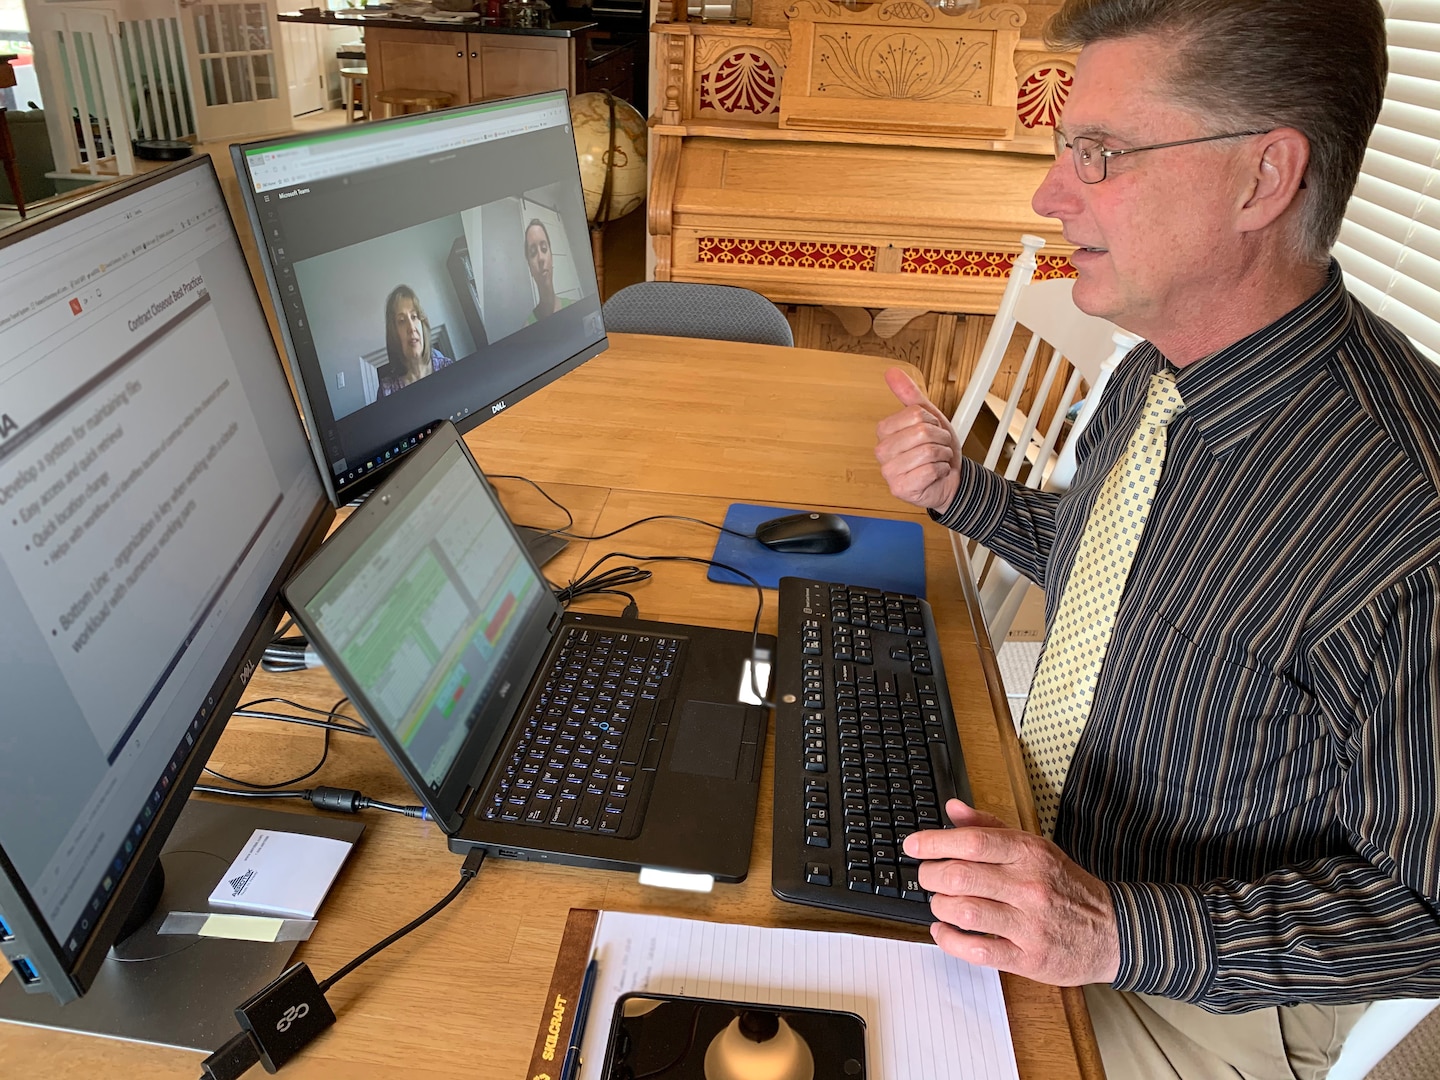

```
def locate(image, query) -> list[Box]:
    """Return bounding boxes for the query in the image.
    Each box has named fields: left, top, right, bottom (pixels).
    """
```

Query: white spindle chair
left=949, top=235, right=1141, bottom=718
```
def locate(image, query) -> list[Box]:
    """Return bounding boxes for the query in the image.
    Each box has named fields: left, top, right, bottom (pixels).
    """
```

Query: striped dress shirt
left=935, top=263, right=1440, bottom=1011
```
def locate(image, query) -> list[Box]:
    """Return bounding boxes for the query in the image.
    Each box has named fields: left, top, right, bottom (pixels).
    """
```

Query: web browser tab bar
left=244, top=99, right=570, bottom=192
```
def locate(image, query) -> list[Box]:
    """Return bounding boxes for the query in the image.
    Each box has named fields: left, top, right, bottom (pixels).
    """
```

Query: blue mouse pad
left=708, top=503, right=927, bottom=599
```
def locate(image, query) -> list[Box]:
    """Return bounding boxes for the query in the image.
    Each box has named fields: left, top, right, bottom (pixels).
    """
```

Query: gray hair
left=1047, top=0, right=1387, bottom=265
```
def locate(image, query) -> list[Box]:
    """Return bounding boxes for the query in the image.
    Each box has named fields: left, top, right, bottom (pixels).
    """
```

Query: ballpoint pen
left=559, top=957, right=599, bottom=1080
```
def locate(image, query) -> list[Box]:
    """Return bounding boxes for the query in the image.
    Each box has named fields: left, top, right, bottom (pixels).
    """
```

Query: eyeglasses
left=1053, top=129, right=1271, bottom=184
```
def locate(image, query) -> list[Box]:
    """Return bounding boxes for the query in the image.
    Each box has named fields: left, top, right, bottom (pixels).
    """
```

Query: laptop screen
left=303, top=441, right=548, bottom=786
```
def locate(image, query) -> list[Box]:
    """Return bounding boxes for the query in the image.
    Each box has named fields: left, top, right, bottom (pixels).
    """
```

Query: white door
left=178, top=0, right=292, bottom=141
left=280, top=21, right=323, bottom=116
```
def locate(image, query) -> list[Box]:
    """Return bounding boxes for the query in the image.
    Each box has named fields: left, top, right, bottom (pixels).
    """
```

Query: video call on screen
left=249, top=106, right=602, bottom=496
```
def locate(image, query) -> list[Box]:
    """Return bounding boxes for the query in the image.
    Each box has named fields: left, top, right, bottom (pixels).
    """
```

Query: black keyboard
left=771, top=577, right=972, bottom=924
left=481, top=627, right=684, bottom=837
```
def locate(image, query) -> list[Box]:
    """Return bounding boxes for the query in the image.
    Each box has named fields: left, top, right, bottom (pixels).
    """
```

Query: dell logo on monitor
left=491, top=400, right=507, bottom=415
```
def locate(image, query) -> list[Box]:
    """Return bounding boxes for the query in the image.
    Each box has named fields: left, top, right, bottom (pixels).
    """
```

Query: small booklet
left=208, top=829, right=355, bottom=920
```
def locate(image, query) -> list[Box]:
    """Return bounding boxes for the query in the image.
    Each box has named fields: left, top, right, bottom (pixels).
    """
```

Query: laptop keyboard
left=771, top=577, right=972, bottom=925
left=481, top=627, right=683, bottom=837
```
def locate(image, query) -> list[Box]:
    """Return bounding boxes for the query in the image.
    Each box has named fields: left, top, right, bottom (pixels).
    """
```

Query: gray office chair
left=602, top=282, right=794, bottom=347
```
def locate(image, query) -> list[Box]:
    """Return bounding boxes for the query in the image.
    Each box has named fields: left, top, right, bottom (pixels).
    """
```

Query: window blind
left=1333, top=0, right=1440, bottom=363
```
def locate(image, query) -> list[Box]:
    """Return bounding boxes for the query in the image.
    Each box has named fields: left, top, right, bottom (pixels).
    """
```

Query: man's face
left=526, top=225, right=553, bottom=287
left=1032, top=35, right=1255, bottom=338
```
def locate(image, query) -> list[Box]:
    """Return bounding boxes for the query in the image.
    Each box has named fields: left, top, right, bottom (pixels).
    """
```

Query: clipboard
left=524, top=908, right=1021, bottom=1080
left=526, top=908, right=599, bottom=1079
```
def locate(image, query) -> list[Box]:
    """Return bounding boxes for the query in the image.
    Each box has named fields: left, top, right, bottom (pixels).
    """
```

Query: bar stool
left=373, top=88, right=454, bottom=118
left=339, top=65, right=369, bottom=122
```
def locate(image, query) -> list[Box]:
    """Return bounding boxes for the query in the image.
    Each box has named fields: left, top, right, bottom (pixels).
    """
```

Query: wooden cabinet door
left=478, top=36, right=571, bottom=101
left=367, top=28, right=470, bottom=110
left=467, top=46, right=485, bottom=101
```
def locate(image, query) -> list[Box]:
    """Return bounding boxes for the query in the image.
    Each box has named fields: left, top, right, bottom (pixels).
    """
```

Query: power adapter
left=238, top=962, right=336, bottom=1070
left=199, top=851, right=482, bottom=1079
left=201, top=963, right=335, bottom=1078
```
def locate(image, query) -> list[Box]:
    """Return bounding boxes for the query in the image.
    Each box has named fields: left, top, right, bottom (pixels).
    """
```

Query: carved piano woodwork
left=650, top=1, right=1081, bottom=413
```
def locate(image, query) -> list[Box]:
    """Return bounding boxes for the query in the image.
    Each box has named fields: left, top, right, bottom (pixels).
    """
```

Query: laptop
left=283, top=422, right=773, bottom=882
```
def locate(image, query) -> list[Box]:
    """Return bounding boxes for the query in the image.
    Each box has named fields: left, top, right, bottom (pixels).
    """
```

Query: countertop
left=279, top=6, right=599, bottom=38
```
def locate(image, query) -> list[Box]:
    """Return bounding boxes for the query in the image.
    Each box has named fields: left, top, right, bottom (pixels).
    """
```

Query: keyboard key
left=847, top=869, right=874, bottom=893
left=573, top=793, right=603, bottom=830
left=806, top=862, right=832, bottom=887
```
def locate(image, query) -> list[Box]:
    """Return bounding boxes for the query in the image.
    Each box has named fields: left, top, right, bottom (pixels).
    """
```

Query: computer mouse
left=753, top=512, right=852, bottom=555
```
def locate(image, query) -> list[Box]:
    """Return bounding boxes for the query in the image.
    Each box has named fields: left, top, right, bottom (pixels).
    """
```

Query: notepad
left=570, top=912, right=1018, bottom=1080
left=208, top=829, right=354, bottom=920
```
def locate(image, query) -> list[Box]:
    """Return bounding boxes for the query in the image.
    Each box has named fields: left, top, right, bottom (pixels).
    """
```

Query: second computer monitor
left=232, top=91, right=607, bottom=505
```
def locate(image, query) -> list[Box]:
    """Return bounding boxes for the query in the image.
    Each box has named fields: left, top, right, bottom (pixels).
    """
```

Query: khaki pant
left=1084, top=985, right=1368, bottom=1080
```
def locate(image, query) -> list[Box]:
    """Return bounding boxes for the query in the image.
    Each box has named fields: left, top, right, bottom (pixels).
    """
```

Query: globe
left=569, top=92, right=647, bottom=224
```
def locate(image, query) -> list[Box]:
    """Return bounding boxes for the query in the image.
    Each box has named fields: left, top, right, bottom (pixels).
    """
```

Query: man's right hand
left=875, top=367, right=963, bottom=513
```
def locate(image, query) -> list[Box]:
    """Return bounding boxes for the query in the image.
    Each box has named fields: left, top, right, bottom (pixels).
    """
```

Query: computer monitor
left=0, top=157, right=333, bottom=1017
left=229, top=90, right=607, bottom=521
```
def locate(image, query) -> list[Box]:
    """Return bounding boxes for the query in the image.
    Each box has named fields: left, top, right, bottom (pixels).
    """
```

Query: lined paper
left=576, top=912, right=1019, bottom=1080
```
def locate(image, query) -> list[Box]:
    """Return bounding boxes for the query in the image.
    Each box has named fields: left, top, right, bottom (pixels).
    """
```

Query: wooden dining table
left=0, top=332, right=1100, bottom=1080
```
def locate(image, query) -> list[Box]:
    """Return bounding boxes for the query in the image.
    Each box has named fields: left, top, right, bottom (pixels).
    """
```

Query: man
left=873, top=2, right=1440, bottom=1077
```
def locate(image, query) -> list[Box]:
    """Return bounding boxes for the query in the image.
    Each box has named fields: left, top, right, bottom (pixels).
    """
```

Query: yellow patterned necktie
left=1021, top=371, right=1184, bottom=839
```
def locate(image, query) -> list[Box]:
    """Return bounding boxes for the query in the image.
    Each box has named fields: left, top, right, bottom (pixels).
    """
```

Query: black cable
left=487, top=473, right=755, bottom=544
left=229, top=709, right=372, bottom=737
left=560, top=513, right=756, bottom=543
left=551, top=563, right=652, bottom=611
left=569, top=550, right=773, bottom=708
left=236, top=696, right=368, bottom=728
left=194, top=783, right=429, bottom=819
left=485, top=472, right=575, bottom=538
left=204, top=696, right=353, bottom=789
left=199, top=850, right=484, bottom=1080
left=260, top=645, right=322, bottom=673
left=194, top=784, right=308, bottom=801
left=271, top=617, right=302, bottom=644
left=318, top=847, right=485, bottom=994
left=228, top=697, right=369, bottom=736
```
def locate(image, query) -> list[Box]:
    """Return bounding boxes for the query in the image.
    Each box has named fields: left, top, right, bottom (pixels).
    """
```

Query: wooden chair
left=602, top=282, right=794, bottom=347
left=949, top=235, right=1141, bottom=718
left=1330, top=999, right=1440, bottom=1080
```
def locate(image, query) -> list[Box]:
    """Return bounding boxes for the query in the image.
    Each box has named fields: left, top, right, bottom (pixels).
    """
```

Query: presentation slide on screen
left=0, top=259, right=280, bottom=758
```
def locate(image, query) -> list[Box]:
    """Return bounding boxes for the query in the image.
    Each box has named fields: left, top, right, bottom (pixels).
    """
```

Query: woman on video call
left=524, top=219, right=575, bottom=324
left=378, top=285, right=454, bottom=397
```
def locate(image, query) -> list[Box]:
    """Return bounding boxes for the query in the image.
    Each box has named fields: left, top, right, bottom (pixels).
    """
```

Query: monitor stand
left=516, top=525, right=569, bottom=568
left=0, top=799, right=363, bottom=1053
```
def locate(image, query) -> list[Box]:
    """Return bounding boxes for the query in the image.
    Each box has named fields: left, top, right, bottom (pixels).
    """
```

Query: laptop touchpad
left=669, top=702, right=747, bottom=779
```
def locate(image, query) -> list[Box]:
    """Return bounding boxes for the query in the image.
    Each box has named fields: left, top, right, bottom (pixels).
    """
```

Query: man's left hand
left=903, top=800, right=1121, bottom=986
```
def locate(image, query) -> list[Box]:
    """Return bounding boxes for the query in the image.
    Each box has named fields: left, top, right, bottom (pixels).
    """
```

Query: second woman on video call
left=525, top=219, right=575, bottom=325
